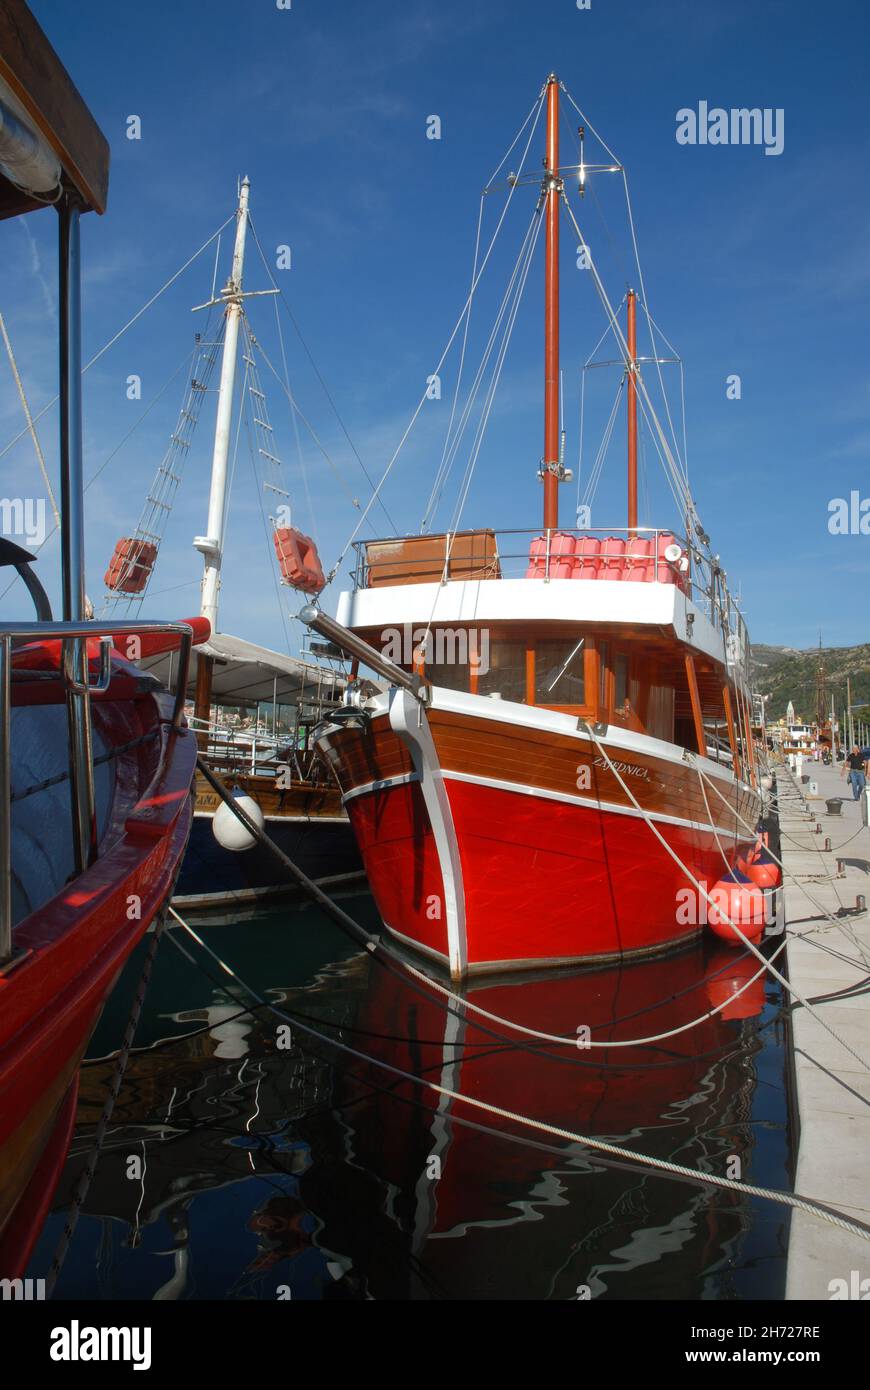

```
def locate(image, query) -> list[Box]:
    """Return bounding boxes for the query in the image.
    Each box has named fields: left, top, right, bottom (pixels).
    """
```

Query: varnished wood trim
left=684, top=653, right=705, bottom=755
left=740, top=689, right=757, bottom=786
left=319, top=704, right=760, bottom=837
left=722, top=684, right=742, bottom=781
left=0, top=0, right=110, bottom=215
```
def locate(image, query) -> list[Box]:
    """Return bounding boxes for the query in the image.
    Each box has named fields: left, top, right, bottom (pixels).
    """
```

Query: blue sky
left=1, top=0, right=869, bottom=653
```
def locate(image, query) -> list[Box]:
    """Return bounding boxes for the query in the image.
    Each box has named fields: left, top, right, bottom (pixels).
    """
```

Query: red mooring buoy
left=740, top=842, right=781, bottom=890
left=706, top=867, right=766, bottom=946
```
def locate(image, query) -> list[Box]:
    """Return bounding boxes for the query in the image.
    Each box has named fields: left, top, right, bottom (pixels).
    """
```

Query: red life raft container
left=523, top=532, right=690, bottom=590
left=104, top=537, right=158, bottom=594
left=273, top=527, right=326, bottom=594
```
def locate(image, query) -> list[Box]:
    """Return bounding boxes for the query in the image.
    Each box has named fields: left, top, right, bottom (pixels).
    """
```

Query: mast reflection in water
left=29, top=896, right=793, bottom=1300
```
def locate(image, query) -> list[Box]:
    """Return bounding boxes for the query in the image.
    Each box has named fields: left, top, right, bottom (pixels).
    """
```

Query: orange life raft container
left=103, top=537, right=158, bottom=594
left=273, top=527, right=326, bottom=595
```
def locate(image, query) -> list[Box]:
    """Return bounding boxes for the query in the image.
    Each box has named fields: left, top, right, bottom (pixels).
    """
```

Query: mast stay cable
left=560, top=83, right=686, bottom=485
left=320, top=86, right=548, bottom=588
left=0, top=215, right=235, bottom=466
left=246, top=214, right=398, bottom=537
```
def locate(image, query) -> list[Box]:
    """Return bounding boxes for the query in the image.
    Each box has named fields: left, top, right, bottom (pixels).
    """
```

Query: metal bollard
left=858, top=895, right=867, bottom=913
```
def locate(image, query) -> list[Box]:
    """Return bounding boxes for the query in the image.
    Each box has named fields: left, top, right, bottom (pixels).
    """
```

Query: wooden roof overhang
left=0, top=0, right=109, bottom=220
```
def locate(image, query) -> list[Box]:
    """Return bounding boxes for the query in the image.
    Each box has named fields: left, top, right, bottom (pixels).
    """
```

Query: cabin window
left=385, top=626, right=490, bottom=696
left=476, top=640, right=527, bottom=703
left=647, top=684, right=675, bottom=741
left=535, top=638, right=586, bottom=706
left=425, top=661, right=468, bottom=692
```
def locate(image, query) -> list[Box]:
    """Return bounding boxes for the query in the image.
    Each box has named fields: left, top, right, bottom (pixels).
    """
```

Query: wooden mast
left=543, top=74, right=560, bottom=531
left=627, top=288, right=638, bottom=535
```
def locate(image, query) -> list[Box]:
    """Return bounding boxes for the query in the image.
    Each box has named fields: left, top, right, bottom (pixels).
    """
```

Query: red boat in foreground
left=303, top=74, right=763, bottom=979
left=0, top=1, right=204, bottom=1278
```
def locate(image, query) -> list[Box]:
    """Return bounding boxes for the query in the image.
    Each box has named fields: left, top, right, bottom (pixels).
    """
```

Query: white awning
left=142, top=631, right=346, bottom=709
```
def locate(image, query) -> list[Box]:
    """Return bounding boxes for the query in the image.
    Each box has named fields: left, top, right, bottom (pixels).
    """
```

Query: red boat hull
left=347, top=777, right=750, bottom=970
left=0, top=671, right=197, bottom=1278
left=319, top=702, right=761, bottom=974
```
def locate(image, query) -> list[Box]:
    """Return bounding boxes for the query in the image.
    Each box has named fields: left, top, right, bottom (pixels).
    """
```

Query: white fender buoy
left=212, top=791, right=264, bottom=852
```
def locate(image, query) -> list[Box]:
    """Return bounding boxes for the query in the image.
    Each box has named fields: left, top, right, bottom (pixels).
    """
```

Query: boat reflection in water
left=30, top=903, right=792, bottom=1301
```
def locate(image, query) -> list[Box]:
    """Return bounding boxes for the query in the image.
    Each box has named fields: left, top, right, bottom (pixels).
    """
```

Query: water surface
left=30, top=895, right=794, bottom=1300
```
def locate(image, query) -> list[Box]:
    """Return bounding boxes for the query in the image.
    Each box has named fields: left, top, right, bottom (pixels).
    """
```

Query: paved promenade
left=779, top=759, right=870, bottom=1299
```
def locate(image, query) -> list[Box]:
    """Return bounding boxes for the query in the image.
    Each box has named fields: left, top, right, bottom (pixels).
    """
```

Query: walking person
left=843, top=746, right=868, bottom=801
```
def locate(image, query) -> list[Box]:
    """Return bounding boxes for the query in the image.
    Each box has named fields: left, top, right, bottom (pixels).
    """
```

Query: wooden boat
left=99, top=182, right=362, bottom=907
left=136, top=631, right=362, bottom=906
left=0, top=1, right=201, bottom=1278
left=305, top=75, right=763, bottom=980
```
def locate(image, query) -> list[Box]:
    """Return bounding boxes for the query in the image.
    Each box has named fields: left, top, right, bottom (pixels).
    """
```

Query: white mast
left=194, top=176, right=250, bottom=633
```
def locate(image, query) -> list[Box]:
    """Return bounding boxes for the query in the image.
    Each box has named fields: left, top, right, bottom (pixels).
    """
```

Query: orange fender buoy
left=742, top=845, right=781, bottom=889
left=706, top=868, right=766, bottom=946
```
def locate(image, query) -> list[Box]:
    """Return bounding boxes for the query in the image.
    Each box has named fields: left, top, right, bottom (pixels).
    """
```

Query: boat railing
left=187, top=715, right=279, bottom=772
left=350, top=528, right=748, bottom=653
left=0, top=619, right=194, bottom=964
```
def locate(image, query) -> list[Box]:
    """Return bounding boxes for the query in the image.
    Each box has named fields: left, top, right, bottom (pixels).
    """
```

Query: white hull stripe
left=380, top=919, right=704, bottom=975
left=194, top=811, right=348, bottom=824
left=341, top=771, right=420, bottom=805
left=361, top=687, right=757, bottom=796
left=343, top=767, right=746, bottom=840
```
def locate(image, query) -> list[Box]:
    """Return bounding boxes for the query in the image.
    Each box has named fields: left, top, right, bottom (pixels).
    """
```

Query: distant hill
left=751, top=643, right=870, bottom=722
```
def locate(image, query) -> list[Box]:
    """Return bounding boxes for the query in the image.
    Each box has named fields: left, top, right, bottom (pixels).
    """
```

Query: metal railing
left=350, top=527, right=749, bottom=665
left=186, top=715, right=280, bottom=773
left=0, top=619, right=194, bottom=964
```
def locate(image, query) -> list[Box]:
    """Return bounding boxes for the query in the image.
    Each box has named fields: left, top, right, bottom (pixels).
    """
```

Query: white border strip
left=380, top=918, right=704, bottom=975
left=443, top=769, right=743, bottom=838
left=364, top=686, right=757, bottom=798
left=342, top=771, right=419, bottom=805
left=342, top=766, right=744, bottom=840
left=194, top=811, right=349, bottom=824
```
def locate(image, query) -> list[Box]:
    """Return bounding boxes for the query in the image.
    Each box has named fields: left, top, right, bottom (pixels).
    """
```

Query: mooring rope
left=693, top=759, right=870, bottom=971
left=195, top=757, right=786, bottom=1051
left=581, top=726, right=870, bottom=1074
left=166, top=905, right=870, bottom=1246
